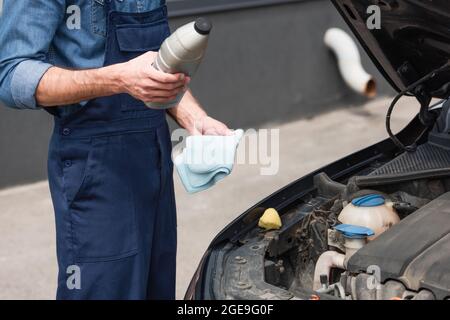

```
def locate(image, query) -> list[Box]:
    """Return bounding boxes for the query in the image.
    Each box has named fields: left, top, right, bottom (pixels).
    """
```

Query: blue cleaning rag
left=174, top=129, right=244, bottom=193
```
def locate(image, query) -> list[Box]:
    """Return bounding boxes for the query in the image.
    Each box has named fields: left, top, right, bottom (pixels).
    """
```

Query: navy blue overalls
left=47, top=0, right=177, bottom=300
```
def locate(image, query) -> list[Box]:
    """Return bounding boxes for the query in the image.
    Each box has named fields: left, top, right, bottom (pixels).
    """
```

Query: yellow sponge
left=258, top=208, right=282, bottom=230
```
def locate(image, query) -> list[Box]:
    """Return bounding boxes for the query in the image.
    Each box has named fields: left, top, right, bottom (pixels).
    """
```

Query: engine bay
left=210, top=142, right=450, bottom=300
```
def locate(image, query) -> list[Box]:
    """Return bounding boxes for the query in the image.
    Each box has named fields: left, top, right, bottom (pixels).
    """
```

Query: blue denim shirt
left=0, top=0, right=163, bottom=116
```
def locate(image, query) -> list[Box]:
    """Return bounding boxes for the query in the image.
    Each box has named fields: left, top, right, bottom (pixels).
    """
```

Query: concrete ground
left=0, top=96, right=419, bottom=299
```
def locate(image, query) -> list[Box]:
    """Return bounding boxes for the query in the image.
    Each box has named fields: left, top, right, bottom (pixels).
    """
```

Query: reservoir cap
left=194, top=17, right=212, bottom=35
left=352, top=194, right=385, bottom=207
left=334, top=224, right=375, bottom=239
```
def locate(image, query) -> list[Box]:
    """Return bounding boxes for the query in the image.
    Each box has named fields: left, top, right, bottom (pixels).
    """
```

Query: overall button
left=64, top=160, right=72, bottom=168
left=62, top=128, right=71, bottom=136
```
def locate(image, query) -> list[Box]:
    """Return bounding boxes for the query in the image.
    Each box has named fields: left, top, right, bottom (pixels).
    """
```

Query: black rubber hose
left=354, top=168, right=450, bottom=188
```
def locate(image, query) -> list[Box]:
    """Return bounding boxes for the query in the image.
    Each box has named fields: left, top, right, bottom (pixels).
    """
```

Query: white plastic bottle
left=146, top=17, right=212, bottom=109
left=338, top=194, right=400, bottom=240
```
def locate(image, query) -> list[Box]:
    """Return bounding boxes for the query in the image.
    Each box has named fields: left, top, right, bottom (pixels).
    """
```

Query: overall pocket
left=91, top=0, right=107, bottom=37
left=62, top=135, right=139, bottom=263
left=116, top=20, right=171, bottom=112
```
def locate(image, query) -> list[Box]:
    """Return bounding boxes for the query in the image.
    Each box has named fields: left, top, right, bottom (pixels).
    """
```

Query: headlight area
left=185, top=243, right=241, bottom=300
left=196, top=197, right=340, bottom=301
left=184, top=250, right=213, bottom=300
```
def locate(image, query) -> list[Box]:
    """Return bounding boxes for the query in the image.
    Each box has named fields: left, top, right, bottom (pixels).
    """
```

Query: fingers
left=221, top=128, right=234, bottom=136
left=140, top=90, right=181, bottom=103
left=136, top=80, right=186, bottom=102
left=149, top=67, right=190, bottom=84
left=208, top=121, right=233, bottom=136
left=213, top=122, right=233, bottom=135
left=189, top=127, right=202, bottom=136
left=124, top=52, right=191, bottom=103
left=150, top=87, right=185, bottom=98
left=197, top=119, right=233, bottom=136
left=205, top=127, right=231, bottom=136
left=147, top=95, right=179, bottom=104
left=152, top=81, right=187, bottom=91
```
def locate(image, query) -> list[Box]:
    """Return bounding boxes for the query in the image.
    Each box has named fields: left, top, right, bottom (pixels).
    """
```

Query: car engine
left=210, top=142, right=450, bottom=300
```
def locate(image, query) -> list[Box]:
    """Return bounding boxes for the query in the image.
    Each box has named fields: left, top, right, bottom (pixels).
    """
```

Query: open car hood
left=332, top=0, right=450, bottom=98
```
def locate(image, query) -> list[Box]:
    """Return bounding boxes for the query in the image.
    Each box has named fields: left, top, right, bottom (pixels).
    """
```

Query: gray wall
left=0, top=0, right=394, bottom=189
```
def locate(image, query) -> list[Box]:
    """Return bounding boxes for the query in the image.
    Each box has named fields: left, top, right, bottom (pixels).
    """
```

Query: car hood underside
left=332, top=0, right=450, bottom=98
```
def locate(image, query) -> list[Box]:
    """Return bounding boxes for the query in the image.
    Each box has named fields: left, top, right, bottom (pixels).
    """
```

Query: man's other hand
left=191, top=115, right=233, bottom=136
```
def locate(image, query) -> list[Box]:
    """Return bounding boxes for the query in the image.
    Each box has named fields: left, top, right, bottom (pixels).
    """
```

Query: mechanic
left=0, top=0, right=230, bottom=299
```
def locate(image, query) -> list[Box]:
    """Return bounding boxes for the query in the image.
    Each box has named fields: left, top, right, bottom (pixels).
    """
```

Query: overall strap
left=104, top=0, right=117, bottom=12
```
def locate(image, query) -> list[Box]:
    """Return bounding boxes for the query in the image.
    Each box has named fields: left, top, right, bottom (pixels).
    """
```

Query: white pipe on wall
left=324, top=28, right=376, bottom=98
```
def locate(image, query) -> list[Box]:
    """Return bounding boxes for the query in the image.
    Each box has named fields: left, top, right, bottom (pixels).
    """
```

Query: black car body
left=185, top=0, right=450, bottom=300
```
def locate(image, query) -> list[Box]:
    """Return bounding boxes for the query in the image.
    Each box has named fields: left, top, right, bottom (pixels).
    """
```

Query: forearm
left=168, top=90, right=207, bottom=133
left=36, top=51, right=187, bottom=107
left=36, top=65, right=123, bottom=107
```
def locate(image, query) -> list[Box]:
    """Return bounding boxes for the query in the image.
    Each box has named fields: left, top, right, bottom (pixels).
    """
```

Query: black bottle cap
left=194, top=17, right=212, bottom=35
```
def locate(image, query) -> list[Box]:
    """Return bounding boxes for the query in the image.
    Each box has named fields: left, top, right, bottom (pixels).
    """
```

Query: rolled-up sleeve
left=0, top=0, right=65, bottom=110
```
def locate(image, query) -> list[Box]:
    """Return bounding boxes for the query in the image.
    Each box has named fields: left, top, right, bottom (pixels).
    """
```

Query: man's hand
left=168, top=90, right=232, bottom=136
left=118, top=52, right=189, bottom=104
left=190, top=115, right=232, bottom=136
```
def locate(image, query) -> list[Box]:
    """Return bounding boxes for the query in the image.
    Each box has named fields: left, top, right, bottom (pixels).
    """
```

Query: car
left=185, top=0, right=450, bottom=300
